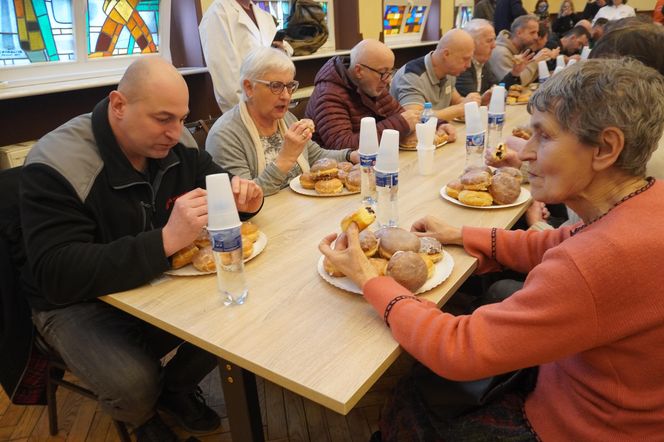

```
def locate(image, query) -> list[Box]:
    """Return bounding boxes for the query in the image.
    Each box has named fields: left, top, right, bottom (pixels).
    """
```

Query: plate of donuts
left=317, top=251, right=454, bottom=295
left=289, top=175, right=360, bottom=197
left=440, top=186, right=531, bottom=209
left=164, top=230, right=267, bottom=276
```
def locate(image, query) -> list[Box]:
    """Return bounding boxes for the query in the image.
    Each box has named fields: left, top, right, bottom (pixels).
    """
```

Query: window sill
left=0, top=67, right=209, bottom=100
left=290, top=40, right=438, bottom=62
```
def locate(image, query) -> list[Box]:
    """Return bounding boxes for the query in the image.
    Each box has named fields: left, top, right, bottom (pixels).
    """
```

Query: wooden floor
left=0, top=353, right=415, bottom=442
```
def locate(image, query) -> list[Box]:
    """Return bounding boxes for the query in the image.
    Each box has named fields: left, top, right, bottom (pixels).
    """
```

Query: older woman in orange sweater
left=321, top=58, right=664, bottom=441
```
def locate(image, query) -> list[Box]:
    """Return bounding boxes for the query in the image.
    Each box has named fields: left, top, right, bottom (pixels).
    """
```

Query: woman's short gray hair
left=239, top=47, right=296, bottom=101
left=528, top=58, right=664, bottom=177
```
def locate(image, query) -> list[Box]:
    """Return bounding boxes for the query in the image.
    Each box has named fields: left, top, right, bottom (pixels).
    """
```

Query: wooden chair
left=185, top=117, right=218, bottom=149
left=0, top=166, right=130, bottom=441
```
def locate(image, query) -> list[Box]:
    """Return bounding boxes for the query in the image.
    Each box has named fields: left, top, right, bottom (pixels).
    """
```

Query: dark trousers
left=32, top=301, right=217, bottom=426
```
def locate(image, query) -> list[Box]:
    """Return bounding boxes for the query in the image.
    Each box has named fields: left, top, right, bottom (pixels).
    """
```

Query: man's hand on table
left=411, top=216, right=464, bottom=246
left=438, top=123, right=457, bottom=143
left=401, top=108, right=421, bottom=132
left=319, top=223, right=378, bottom=289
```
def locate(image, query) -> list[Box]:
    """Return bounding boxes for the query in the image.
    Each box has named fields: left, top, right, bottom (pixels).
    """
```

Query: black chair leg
left=46, top=362, right=58, bottom=436
left=113, top=419, right=132, bottom=442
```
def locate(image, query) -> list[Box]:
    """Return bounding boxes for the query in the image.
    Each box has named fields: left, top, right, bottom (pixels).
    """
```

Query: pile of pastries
left=445, top=166, right=523, bottom=206
left=323, top=207, right=443, bottom=292
left=399, top=132, right=449, bottom=150
left=506, top=84, right=531, bottom=105
left=299, top=159, right=360, bottom=194
left=170, top=222, right=260, bottom=272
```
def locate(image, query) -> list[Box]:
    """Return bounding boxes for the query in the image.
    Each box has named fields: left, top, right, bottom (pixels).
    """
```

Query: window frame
left=0, top=0, right=171, bottom=90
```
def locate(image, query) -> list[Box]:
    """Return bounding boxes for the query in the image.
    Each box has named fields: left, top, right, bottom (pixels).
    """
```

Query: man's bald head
left=432, top=29, right=475, bottom=77
left=349, top=39, right=395, bottom=69
left=348, top=39, right=396, bottom=97
left=117, top=57, right=188, bottom=103
left=109, top=57, right=190, bottom=170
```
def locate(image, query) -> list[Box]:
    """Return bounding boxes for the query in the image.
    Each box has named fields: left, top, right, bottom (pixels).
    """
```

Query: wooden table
left=101, top=106, right=535, bottom=441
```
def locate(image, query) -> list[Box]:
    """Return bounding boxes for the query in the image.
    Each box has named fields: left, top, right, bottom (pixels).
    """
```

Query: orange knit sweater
left=364, top=180, right=664, bottom=440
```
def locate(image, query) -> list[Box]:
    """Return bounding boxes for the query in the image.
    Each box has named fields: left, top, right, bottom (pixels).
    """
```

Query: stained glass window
left=403, top=6, right=427, bottom=33
left=87, top=0, right=160, bottom=57
left=0, top=0, right=75, bottom=66
left=383, top=5, right=405, bottom=35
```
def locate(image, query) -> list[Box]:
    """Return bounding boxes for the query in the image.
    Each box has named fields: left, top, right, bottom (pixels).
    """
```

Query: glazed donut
left=458, top=190, right=493, bottom=207
left=337, top=169, right=348, bottom=185
left=359, top=229, right=379, bottom=257
left=492, top=143, right=507, bottom=161
left=338, top=161, right=353, bottom=173
left=419, top=237, right=443, bottom=263
left=315, top=178, right=344, bottom=195
left=340, top=206, right=376, bottom=232
left=242, top=237, right=254, bottom=259
left=310, top=158, right=338, bottom=180
left=172, top=243, right=199, bottom=269
left=495, top=166, right=523, bottom=183
left=193, top=228, right=210, bottom=249
left=323, top=257, right=344, bottom=277
left=369, top=257, right=388, bottom=276
left=378, top=228, right=421, bottom=259
left=192, top=246, right=215, bottom=272
left=445, top=178, right=464, bottom=199
left=299, top=172, right=317, bottom=189
left=344, top=169, right=361, bottom=192
left=460, top=169, right=492, bottom=191
left=241, top=221, right=259, bottom=243
left=421, top=254, right=435, bottom=279
left=489, top=173, right=521, bottom=205
left=509, top=84, right=523, bottom=92
left=512, top=127, right=532, bottom=140
left=386, top=251, right=428, bottom=292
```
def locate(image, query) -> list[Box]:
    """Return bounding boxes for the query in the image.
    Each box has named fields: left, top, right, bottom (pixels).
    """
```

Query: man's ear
left=108, top=90, right=127, bottom=119
left=592, top=126, right=625, bottom=172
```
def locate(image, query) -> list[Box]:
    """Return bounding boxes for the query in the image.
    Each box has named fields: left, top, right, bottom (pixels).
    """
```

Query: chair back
left=185, top=118, right=218, bottom=150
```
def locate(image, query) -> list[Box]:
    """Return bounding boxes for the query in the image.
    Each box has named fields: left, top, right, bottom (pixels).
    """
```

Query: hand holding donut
left=276, top=119, right=316, bottom=173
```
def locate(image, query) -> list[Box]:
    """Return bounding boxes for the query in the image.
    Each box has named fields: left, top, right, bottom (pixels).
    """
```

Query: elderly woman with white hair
left=206, top=47, right=358, bottom=196
left=321, top=58, right=664, bottom=440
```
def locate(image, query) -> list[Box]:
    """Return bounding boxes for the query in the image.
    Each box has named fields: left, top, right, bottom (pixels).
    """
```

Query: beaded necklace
left=570, top=177, right=655, bottom=236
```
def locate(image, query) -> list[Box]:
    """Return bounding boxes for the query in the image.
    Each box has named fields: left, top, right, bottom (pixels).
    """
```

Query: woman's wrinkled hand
left=318, top=223, right=378, bottom=290
left=411, top=215, right=463, bottom=246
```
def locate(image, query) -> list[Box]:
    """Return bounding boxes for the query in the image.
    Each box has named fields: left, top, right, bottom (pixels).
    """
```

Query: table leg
left=218, top=358, right=265, bottom=442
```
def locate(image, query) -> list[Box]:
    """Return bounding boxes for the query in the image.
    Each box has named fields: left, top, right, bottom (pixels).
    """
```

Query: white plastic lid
left=538, top=60, right=550, bottom=80
left=556, top=55, right=565, bottom=68
left=464, top=102, right=482, bottom=134
left=358, top=117, right=379, bottom=155
left=375, top=129, right=400, bottom=172
left=206, top=173, right=241, bottom=230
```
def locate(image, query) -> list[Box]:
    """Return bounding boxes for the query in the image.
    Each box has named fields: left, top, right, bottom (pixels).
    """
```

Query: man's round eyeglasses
left=253, top=79, right=299, bottom=95
left=358, top=63, right=396, bottom=81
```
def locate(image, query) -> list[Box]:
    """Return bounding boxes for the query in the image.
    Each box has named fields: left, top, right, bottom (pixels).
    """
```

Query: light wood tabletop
left=101, top=105, right=536, bottom=438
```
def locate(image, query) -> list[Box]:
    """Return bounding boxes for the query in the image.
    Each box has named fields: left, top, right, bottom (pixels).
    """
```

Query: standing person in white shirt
left=199, top=0, right=293, bottom=113
left=592, top=0, right=635, bottom=24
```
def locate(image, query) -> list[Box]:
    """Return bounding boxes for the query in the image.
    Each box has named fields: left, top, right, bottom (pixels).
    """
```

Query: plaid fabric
left=11, top=342, right=49, bottom=406
left=379, top=371, right=540, bottom=442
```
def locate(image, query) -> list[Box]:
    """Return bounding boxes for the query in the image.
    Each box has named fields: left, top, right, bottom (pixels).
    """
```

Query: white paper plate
left=289, top=175, right=360, bottom=197
left=440, top=187, right=531, bottom=209
left=164, top=231, right=267, bottom=276
left=399, top=140, right=448, bottom=151
left=317, top=251, right=454, bottom=295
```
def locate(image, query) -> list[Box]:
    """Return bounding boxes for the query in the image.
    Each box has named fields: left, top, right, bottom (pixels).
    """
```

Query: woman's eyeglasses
left=253, top=79, right=299, bottom=95
left=358, top=64, right=396, bottom=81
